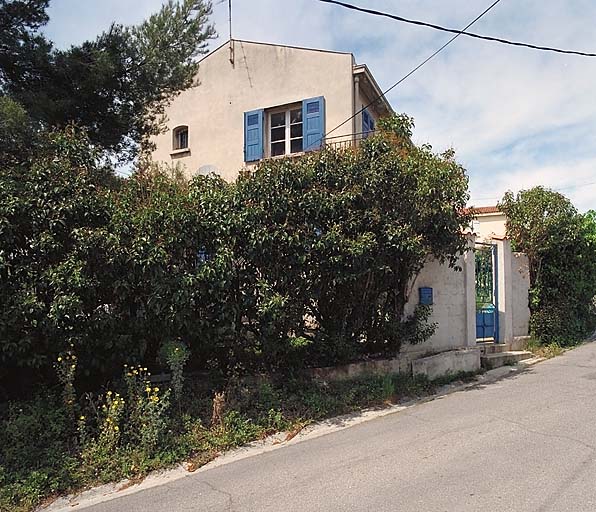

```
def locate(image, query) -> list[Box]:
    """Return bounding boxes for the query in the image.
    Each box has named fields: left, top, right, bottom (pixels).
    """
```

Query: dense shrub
left=232, top=114, right=471, bottom=368
left=1, top=115, right=472, bottom=395
left=500, top=188, right=596, bottom=345
left=0, top=129, right=117, bottom=392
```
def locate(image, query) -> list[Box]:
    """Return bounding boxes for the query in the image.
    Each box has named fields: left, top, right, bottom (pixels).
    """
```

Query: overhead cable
left=320, top=0, right=596, bottom=58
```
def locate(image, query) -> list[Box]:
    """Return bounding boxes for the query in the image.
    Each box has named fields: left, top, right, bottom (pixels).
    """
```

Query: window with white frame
left=173, top=125, right=189, bottom=150
left=244, top=96, right=324, bottom=163
left=269, top=105, right=303, bottom=157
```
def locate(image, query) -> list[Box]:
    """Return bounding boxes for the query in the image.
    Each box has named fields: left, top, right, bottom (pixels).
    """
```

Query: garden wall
left=512, top=252, right=531, bottom=338
left=402, top=237, right=477, bottom=358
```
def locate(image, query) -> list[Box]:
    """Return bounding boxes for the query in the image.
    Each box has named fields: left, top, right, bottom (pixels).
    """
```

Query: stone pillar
left=495, top=238, right=514, bottom=344
left=464, top=234, right=477, bottom=347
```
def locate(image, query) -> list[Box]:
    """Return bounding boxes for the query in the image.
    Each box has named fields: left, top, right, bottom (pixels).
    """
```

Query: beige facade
left=471, top=207, right=507, bottom=241
left=151, top=40, right=392, bottom=181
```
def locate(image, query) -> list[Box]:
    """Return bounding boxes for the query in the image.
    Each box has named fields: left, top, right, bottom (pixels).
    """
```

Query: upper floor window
left=244, top=97, right=325, bottom=163
left=269, top=106, right=303, bottom=157
left=173, top=125, right=189, bottom=151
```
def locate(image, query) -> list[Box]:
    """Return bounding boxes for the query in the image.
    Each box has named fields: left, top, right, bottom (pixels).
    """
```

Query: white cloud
left=44, top=0, right=596, bottom=211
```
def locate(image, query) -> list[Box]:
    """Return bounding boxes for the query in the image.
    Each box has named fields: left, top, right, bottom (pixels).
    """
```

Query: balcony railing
left=324, top=131, right=375, bottom=151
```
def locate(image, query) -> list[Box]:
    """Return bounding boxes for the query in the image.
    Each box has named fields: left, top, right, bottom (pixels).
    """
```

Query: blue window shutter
left=362, top=108, right=374, bottom=137
left=302, top=96, right=325, bottom=152
left=244, top=109, right=264, bottom=162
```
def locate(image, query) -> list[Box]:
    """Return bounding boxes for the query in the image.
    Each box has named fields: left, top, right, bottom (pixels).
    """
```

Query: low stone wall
left=411, top=349, right=481, bottom=380
left=308, top=356, right=411, bottom=381
left=307, top=347, right=481, bottom=382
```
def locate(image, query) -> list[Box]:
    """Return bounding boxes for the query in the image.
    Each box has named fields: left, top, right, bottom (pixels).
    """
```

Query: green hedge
left=0, top=116, right=472, bottom=396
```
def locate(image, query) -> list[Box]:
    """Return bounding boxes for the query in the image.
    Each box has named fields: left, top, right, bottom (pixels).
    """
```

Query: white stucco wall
left=151, top=41, right=356, bottom=181
left=511, top=252, right=531, bottom=337
left=403, top=245, right=476, bottom=355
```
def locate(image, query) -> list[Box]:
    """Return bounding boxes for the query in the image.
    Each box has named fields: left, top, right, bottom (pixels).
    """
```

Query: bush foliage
left=0, top=115, right=471, bottom=395
left=500, top=187, right=596, bottom=345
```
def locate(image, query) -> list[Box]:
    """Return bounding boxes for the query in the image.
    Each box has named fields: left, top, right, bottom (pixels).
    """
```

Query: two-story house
left=151, top=39, right=393, bottom=181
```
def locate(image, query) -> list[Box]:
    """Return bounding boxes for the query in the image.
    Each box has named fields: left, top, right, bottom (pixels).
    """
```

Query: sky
left=43, top=0, right=596, bottom=212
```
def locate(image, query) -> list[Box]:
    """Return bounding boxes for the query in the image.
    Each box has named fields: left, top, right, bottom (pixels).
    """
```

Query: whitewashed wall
left=401, top=238, right=529, bottom=356
left=511, top=252, right=531, bottom=338
left=402, top=241, right=476, bottom=356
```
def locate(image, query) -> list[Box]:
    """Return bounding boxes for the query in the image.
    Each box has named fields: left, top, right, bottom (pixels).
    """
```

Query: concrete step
left=480, top=351, right=534, bottom=370
left=476, top=342, right=509, bottom=355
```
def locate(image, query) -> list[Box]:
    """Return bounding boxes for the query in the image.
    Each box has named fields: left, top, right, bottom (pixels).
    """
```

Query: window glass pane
left=271, top=141, right=285, bottom=156
left=271, top=112, right=285, bottom=128
left=174, top=128, right=188, bottom=149
left=290, top=108, right=302, bottom=124
left=271, top=126, right=285, bottom=142
left=291, top=138, right=303, bottom=154
left=290, top=123, right=302, bottom=138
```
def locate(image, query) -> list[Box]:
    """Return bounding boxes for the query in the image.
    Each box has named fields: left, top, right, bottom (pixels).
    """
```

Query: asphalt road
left=85, top=343, right=596, bottom=512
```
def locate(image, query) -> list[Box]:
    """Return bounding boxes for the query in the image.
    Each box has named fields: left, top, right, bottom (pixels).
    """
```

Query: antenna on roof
left=228, top=0, right=234, bottom=65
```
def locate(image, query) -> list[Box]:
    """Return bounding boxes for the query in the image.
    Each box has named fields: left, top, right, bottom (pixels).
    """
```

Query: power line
left=319, top=0, right=596, bottom=58
left=315, top=0, right=503, bottom=144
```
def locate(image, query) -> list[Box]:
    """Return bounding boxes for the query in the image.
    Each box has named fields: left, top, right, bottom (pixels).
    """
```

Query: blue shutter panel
left=302, top=96, right=325, bottom=152
left=362, top=108, right=374, bottom=137
left=244, top=109, right=264, bottom=162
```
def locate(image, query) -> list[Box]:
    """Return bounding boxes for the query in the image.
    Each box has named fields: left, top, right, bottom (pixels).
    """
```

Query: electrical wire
left=315, top=0, right=596, bottom=205
left=313, top=0, right=503, bottom=145
left=320, top=0, right=596, bottom=58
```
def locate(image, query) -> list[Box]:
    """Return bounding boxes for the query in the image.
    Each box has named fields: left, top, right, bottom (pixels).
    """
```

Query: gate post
left=464, top=234, right=477, bottom=347
left=494, top=237, right=513, bottom=344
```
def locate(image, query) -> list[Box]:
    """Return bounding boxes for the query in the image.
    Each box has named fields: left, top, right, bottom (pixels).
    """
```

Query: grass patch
left=526, top=338, right=565, bottom=359
left=0, top=369, right=479, bottom=512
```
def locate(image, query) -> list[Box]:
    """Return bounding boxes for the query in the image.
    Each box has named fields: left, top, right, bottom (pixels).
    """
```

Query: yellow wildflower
left=80, top=415, right=85, bottom=420
left=57, top=356, right=62, bottom=362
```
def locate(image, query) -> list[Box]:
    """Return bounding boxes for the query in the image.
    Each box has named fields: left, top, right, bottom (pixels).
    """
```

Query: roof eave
left=353, top=64, right=393, bottom=116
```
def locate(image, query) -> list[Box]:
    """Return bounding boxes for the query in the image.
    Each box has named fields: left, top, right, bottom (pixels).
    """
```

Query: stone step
left=476, top=342, right=509, bottom=355
left=480, top=351, right=534, bottom=370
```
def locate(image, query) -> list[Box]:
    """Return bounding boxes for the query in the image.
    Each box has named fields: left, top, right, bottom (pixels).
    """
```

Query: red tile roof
left=463, top=206, right=502, bottom=215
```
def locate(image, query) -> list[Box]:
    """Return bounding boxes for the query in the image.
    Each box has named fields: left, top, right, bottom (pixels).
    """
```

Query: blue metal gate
left=475, top=243, right=499, bottom=340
